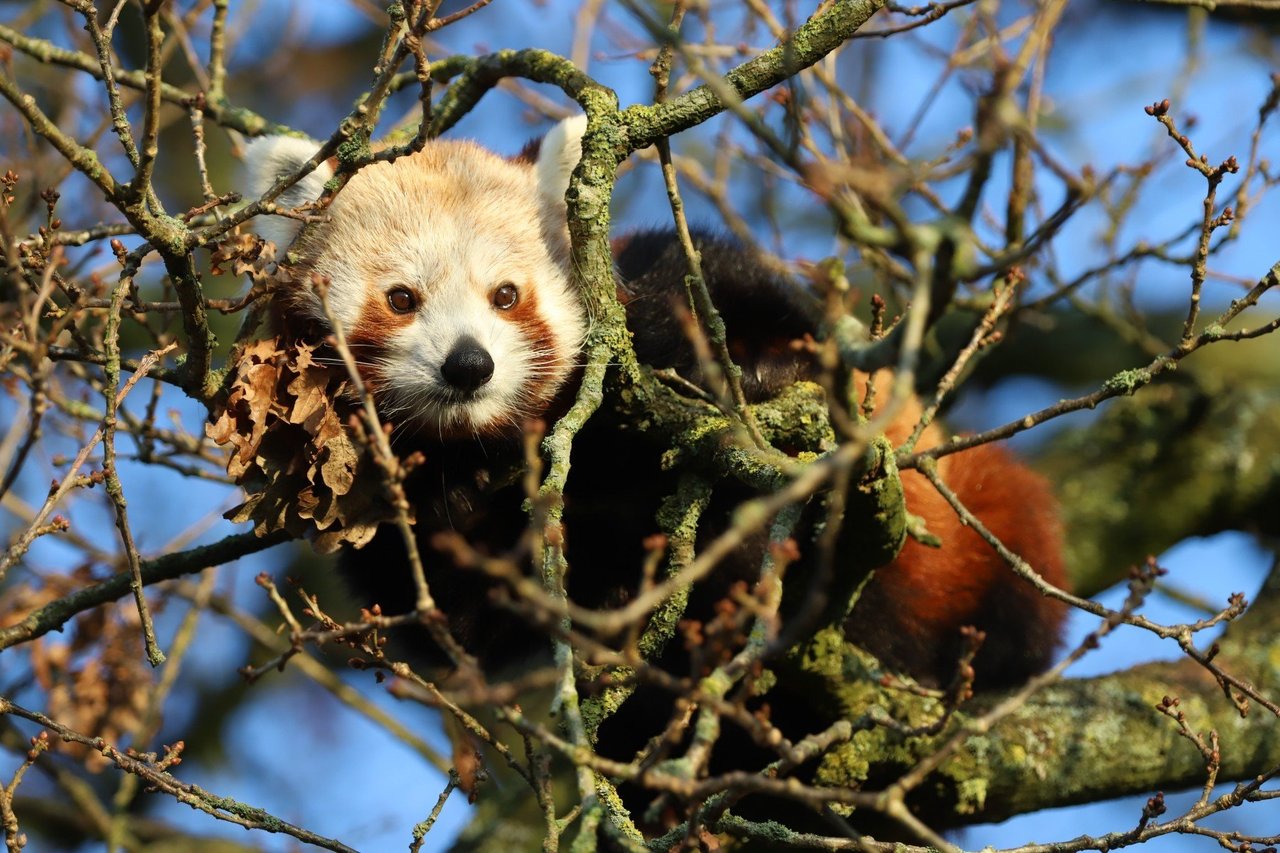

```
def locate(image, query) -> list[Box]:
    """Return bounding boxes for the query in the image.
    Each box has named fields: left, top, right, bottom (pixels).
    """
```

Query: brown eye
left=492, top=282, right=519, bottom=310
left=387, top=288, right=416, bottom=314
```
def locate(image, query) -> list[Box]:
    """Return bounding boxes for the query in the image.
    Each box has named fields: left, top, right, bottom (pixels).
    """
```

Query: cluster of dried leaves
left=206, top=335, right=398, bottom=553
left=1, top=572, right=150, bottom=772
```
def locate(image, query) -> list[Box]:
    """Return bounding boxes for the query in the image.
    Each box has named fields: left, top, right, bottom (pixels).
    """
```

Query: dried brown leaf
left=208, top=335, right=399, bottom=551
left=13, top=571, right=156, bottom=772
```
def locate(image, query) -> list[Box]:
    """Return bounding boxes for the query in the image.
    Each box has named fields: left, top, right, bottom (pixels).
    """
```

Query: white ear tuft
left=535, top=115, right=586, bottom=212
left=241, top=135, right=334, bottom=250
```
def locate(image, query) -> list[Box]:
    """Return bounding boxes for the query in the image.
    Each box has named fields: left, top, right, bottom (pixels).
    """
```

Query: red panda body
left=242, top=117, right=1069, bottom=696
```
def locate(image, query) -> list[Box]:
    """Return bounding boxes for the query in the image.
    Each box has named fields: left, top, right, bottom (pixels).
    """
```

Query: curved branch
left=622, top=0, right=886, bottom=146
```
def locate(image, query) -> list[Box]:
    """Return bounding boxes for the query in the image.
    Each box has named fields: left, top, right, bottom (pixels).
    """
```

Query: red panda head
left=242, top=116, right=589, bottom=440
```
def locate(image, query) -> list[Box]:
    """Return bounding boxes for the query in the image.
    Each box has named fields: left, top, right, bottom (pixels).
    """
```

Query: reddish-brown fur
left=847, top=386, right=1069, bottom=687
left=343, top=282, right=421, bottom=393
left=498, top=284, right=560, bottom=411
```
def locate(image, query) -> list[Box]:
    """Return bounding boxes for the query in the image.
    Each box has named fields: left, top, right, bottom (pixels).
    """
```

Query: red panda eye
left=387, top=288, right=416, bottom=314
left=492, top=283, right=519, bottom=310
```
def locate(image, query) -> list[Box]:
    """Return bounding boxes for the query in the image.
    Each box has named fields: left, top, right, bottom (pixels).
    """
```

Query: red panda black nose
left=441, top=338, right=495, bottom=392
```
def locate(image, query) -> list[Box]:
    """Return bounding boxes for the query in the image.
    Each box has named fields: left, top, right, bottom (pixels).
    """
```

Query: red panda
left=242, top=116, right=1069, bottom=696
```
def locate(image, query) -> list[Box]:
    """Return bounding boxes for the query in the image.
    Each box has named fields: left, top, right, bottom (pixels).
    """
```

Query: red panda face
left=243, top=119, right=589, bottom=439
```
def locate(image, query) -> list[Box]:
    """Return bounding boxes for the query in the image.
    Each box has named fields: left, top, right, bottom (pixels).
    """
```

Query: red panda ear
left=241, top=135, right=335, bottom=252
left=534, top=115, right=586, bottom=214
